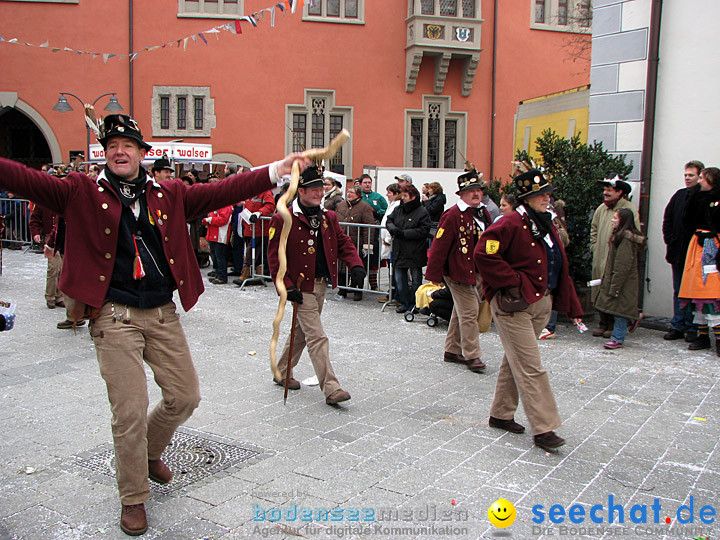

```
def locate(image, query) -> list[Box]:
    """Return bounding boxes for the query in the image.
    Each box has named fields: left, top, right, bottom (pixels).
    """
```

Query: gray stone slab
left=588, top=123, right=617, bottom=151
left=590, top=91, right=645, bottom=123
left=592, top=28, right=649, bottom=66
left=593, top=3, right=622, bottom=37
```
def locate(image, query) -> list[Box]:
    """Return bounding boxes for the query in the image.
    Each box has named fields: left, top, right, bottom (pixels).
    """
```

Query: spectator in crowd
left=476, top=168, right=583, bottom=452
left=322, top=177, right=344, bottom=211
left=386, top=184, right=431, bottom=313
left=394, top=173, right=413, bottom=187
left=237, top=188, right=276, bottom=284
left=0, top=113, right=307, bottom=535
left=29, top=202, right=63, bottom=309
left=222, top=163, right=243, bottom=278
left=426, top=168, right=492, bottom=375
left=590, top=174, right=640, bottom=338
left=678, top=167, right=720, bottom=354
left=480, top=179, right=501, bottom=221
left=423, top=182, right=446, bottom=234
left=87, top=164, right=101, bottom=179
left=335, top=185, right=375, bottom=300
left=379, top=183, right=402, bottom=305
left=267, top=165, right=364, bottom=405
left=359, top=174, right=387, bottom=291
left=662, top=160, right=704, bottom=341
left=538, top=196, right=571, bottom=340
left=203, top=205, right=233, bottom=284
left=595, top=208, right=646, bottom=349
left=496, top=193, right=517, bottom=221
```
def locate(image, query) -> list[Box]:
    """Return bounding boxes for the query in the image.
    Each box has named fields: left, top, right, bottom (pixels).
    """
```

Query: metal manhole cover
left=72, top=427, right=268, bottom=495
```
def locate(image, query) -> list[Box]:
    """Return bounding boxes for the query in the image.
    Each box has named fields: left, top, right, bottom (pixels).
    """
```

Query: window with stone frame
left=287, top=90, right=352, bottom=175
left=414, top=0, right=476, bottom=18
left=303, top=0, right=364, bottom=24
left=151, top=86, right=216, bottom=138
left=177, top=0, right=244, bottom=19
left=406, top=96, right=466, bottom=169
left=532, top=0, right=591, bottom=32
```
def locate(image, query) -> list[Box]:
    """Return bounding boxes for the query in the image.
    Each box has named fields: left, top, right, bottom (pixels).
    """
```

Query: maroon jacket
left=267, top=202, right=362, bottom=293
left=29, top=204, right=57, bottom=238
left=426, top=203, right=489, bottom=285
left=474, top=208, right=583, bottom=318
left=0, top=157, right=275, bottom=310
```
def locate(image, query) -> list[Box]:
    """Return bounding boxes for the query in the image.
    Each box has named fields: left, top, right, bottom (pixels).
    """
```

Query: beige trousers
left=489, top=294, right=561, bottom=435
left=444, top=276, right=483, bottom=360
left=89, top=301, right=201, bottom=504
left=45, top=246, right=63, bottom=304
left=277, top=280, right=341, bottom=398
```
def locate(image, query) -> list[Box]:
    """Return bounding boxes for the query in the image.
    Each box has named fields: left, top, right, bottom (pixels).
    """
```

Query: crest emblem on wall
left=455, top=27, right=470, bottom=42
left=425, top=25, right=443, bottom=40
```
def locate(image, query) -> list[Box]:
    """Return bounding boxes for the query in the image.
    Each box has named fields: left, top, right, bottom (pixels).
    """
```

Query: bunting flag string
left=0, top=0, right=315, bottom=63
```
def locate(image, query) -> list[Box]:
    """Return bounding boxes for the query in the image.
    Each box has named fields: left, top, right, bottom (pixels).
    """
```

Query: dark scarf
left=298, top=200, right=322, bottom=230
left=523, top=203, right=553, bottom=240
left=105, top=167, right=148, bottom=207
left=402, top=197, right=421, bottom=213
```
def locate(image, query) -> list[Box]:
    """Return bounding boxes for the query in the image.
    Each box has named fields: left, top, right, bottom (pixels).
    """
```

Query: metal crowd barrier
left=0, top=197, right=33, bottom=249
left=239, top=216, right=396, bottom=308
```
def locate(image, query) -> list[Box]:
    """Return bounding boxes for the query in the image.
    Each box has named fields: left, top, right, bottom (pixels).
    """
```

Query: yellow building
left=514, top=85, right=589, bottom=157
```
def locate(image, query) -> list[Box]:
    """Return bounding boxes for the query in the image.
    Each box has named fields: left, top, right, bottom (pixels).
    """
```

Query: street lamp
left=53, top=92, right=124, bottom=164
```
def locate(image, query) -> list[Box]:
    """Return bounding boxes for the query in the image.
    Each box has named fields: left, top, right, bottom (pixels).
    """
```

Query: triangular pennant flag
left=39, top=41, right=49, bottom=48
left=63, top=46, right=73, bottom=51
left=285, top=0, right=290, bottom=11
left=206, top=27, right=220, bottom=34
left=183, top=37, right=189, bottom=50
left=177, top=39, right=182, bottom=47
left=276, top=2, right=285, bottom=11
left=234, top=20, right=242, bottom=34
left=9, top=38, right=19, bottom=43
left=0, top=35, right=4, bottom=42
left=92, top=53, right=98, bottom=59
left=191, top=34, right=197, bottom=44
left=247, top=15, right=257, bottom=27
left=52, top=48, right=61, bottom=52
left=198, top=33, right=207, bottom=44
left=103, top=53, right=111, bottom=63
left=270, top=6, right=276, bottom=26
left=75, top=49, right=83, bottom=55
left=130, top=52, right=139, bottom=61
left=290, top=0, right=296, bottom=14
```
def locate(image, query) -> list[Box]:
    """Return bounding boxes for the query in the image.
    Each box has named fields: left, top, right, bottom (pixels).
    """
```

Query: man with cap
left=476, top=169, right=583, bottom=452
left=151, top=156, right=174, bottom=182
left=394, top=173, right=413, bottom=187
left=426, top=168, right=493, bottom=374
left=267, top=164, right=365, bottom=405
left=590, top=174, right=640, bottom=338
left=0, top=113, right=310, bottom=536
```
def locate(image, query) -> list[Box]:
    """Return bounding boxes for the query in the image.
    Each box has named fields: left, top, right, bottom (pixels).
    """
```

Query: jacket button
left=98, top=186, right=104, bottom=192
left=531, top=242, right=536, bottom=247
left=164, top=236, right=169, bottom=242
left=158, top=193, right=163, bottom=198
left=179, top=280, right=184, bottom=286
left=99, top=275, right=106, bottom=282
left=169, top=259, right=175, bottom=264
left=105, top=253, right=111, bottom=259
left=102, top=203, right=108, bottom=209
left=105, top=228, right=111, bottom=235
left=537, top=259, right=542, bottom=264
left=163, top=214, right=168, bottom=220
left=538, top=276, right=543, bottom=281
left=523, top=225, right=527, bottom=230
left=536, top=292, right=540, bottom=297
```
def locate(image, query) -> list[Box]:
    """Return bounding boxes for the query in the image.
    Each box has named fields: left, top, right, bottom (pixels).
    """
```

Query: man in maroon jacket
left=425, top=169, right=492, bottom=374
left=0, top=113, right=309, bottom=536
left=476, top=169, right=583, bottom=452
left=268, top=165, right=365, bottom=405
left=29, top=201, right=63, bottom=309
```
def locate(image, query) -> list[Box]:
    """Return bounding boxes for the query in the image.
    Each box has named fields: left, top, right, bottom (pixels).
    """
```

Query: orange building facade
left=0, top=0, right=589, bottom=180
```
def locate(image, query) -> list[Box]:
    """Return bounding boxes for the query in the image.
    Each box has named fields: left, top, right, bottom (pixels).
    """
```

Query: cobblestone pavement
left=1, top=248, right=719, bottom=540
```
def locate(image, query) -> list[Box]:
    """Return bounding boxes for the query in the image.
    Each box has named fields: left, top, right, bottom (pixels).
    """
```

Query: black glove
left=393, top=228, right=405, bottom=239
left=350, top=266, right=366, bottom=288
left=249, top=212, right=259, bottom=224
left=287, top=288, right=303, bottom=304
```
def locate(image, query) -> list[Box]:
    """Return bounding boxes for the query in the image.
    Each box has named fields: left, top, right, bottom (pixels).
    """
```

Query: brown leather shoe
left=443, top=351, right=469, bottom=364
left=148, top=458, right=173, bottom=484
left=592, top=325, right=606, bottom=337
left=326, top=389, right=351, bottom=405
left=602, top=329, right=613, bottom=338
left=47, top=301, right=56, bottom=309
left=489, top=416, right=525, bottom=434
left=467, top=358, right=486, bottom=373
left=55, top=300, right=65, bottom=308
left=534, top=431, right=566, bottom=451
left=120, top=503, right=147, bottom=536
left=273, top=377, right=301, bottom=390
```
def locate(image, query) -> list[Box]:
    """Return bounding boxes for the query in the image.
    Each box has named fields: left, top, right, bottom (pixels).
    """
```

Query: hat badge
left=117, top=126, right=125, bottom=132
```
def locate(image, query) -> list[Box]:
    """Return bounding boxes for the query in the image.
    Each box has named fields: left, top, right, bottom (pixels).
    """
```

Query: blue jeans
left=394, top=266, right=423, bottom=309
left=610, top=316, right=628, bottom=344
left=209, top=241, right=228, bottom=281
left=671, top=263, right=697, bottom=333
left=545, top=310, right=559, bottom=332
